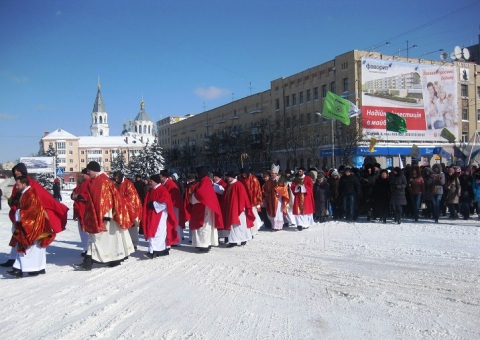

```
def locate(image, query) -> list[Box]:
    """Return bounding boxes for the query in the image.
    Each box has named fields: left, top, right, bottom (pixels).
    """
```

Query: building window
left=69, top=150, right=73, bottom=155
left=330, top=81, right=336, bottom=93
left=307, top=112, right=311, bottom=124
left=69, top=159, right=73, bottom=163
left=462, top=108, right=468, bottom=120
left=461, top=84, right=468, bottom=97
left=285, top=95, right=290, bottom=107
left=322, top=85, right=327, bottom=98
left=306, top=89, right=311, bottom=102
left=286, top=117, right=291, bottom=128
left=81, top=159, right=85, bottom=163
left=462, top=133, right=468, bottom=143
left=292, top=94, right=297, bottom=106
left=105, top=158, right=109, bottom=163
left=477, top=109, right=480, bottom=121
left=299, top=92, right=304, bottom=104
left=343, top=78, right=349, bottom=93
left=69, top=168, right=73, bottom=172
left=314, top=87, right=319, bottom=100
left=275, top=98, right=280, bottom=110
left=477, top=86, right=480, bottom=98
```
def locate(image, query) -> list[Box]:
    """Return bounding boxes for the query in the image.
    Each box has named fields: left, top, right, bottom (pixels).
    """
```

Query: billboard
left=19, top=157, right=55, bottom=174
left=361, top=58, right=458, bottom=142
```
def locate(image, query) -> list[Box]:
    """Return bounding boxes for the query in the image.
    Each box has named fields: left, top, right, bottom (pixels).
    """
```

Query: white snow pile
left=0, top=179, right=478, bottom=339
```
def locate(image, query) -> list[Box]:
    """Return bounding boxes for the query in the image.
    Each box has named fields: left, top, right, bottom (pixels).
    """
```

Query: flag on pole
left=410, top=144, right=421, bottom=158
left=386, top=112, right=407, bottom=133
left=453, top=146, right=466, bottom=161
left=398, top=154, right=404, bottom=169
left=322, top=91, right=351, bottom=126
left=440, top=128, right=456, bottom=142
left=439, top=149, right=451, bottom=160
left=470, top=148, right=480, bottom=159
left=369, top=137, right=377, bottom=152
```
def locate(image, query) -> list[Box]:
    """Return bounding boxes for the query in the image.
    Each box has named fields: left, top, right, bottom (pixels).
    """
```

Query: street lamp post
left=398, top=40, right=417, bottom=61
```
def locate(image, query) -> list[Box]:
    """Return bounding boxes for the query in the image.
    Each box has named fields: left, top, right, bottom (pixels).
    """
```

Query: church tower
left=128, top=96, right=155, bottom=140
left=90, top=80, right=110, bottom=137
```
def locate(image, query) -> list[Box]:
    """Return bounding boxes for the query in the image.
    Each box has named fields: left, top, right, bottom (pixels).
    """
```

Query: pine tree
left=128, top=147, right=147, bottom=179
left=35, top=172, right=55, bottom=190
left=146, top=139, right=164, bottom=175
left=44, top=143, right=58, bottom=168
left=111, top=148, right=127, bottom=175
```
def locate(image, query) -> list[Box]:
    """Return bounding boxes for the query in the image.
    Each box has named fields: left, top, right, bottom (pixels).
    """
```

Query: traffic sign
left=56, top=168, right=65, bottom=177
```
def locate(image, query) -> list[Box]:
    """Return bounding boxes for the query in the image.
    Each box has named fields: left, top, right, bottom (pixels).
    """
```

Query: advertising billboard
left=19, top=157, right=55, bottom=174
left=361, top=57, right=458, bottom=142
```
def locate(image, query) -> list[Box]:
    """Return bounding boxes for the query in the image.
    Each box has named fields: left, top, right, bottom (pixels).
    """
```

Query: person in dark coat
left=338, top=167, right=362, bottom=222
left=328, top=169, right=342, bottom=220
left=133, top=174, right=146, bottom=204
left=459, top=168, right=473, bottom=220
left=372, top=169, right=391, bottom=223
left=360, top=164, right=376, bottom=220
left=390, top=167, right=407, bottom=224
left=53, top=178, right=62, bottom=202
left=422, top=167, right=434, bottom=219
left=313, top=172, right=330, bottom=223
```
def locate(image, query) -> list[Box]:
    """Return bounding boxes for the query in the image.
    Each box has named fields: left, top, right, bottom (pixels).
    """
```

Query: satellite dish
left=440, top=52, right=448, bottom=61
left=463, top=48, right=470, bottom=60
left=454, top=46, right=462, bottom=59
left=450, top=52, right=456, bottom=60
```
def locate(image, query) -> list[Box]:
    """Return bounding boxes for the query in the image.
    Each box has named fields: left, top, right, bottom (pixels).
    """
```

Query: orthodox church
left=40, top=81, right=157, bottom=182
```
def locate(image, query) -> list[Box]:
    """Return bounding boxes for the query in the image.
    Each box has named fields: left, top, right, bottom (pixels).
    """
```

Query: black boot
left=6, top=268, right=23, bottom=278
left=0, top=259, right=15, bottom=267
left=74, top=255, right=92, bottom=271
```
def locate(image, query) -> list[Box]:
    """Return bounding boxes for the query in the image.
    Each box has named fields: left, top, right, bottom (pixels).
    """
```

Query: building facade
left=162, top=49, right=479, bottom=174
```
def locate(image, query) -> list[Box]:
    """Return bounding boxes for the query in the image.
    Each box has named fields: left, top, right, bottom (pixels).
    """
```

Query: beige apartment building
left=163, top=49, right=480, bottom=174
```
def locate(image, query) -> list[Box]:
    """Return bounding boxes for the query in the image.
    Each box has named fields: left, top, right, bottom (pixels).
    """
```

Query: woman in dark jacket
left=372, top=169, right=391, bottom=223
left=390, top=167, right=407, bottom=224
left=313, top=172, right=331, bottom=223
left=422, top=167, right=434, bottom=219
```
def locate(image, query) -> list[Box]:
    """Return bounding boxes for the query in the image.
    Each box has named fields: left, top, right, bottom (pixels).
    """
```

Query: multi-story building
left=162, top=49, right=479, bottom=174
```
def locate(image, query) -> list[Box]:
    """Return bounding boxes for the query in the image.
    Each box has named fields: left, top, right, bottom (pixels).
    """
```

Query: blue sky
left=0, top=0, right=479, bottom=163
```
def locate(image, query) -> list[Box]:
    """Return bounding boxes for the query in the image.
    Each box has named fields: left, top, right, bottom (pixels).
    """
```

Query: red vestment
left=239, top=174, right=263, bottom=207
left=9, top=186, right=55, bottom=253
left=262, top=178, right=289, bottom=218
left=9, top=176, right=68, bottom=233
left=162, top=178, right=185, bottom=228
left=183, top=181, right=196, bottom=222
left=189, top=176, right=224, bottom=230
left=72, top=178, right=90, bottom=228
left=83, top=173, right=128, bottom=234
left=114, top=179, right=142, bottom=227
left=214, top=178, right=228, bottom=206
left=142, top=184, right=178, bottom=245
left=221, top=180, right=255, bottom=230
left=291, top=175, right=315, bottom=215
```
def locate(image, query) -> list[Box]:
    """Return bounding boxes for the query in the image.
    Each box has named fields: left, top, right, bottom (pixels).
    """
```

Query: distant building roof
left=42, top=128, right=79, bottom=140
left=92, top=82, right=106, bottom=113
left=133, top=100, right=152, bottom=122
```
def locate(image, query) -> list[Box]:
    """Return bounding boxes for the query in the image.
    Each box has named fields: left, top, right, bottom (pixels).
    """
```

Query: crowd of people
left=2, top=159, right=479, bottom=278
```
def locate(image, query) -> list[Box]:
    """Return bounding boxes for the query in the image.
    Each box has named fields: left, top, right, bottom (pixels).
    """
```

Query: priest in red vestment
left=74, top=161, right=134, bottom=271
left=113, top=171, right=142, bottom=251
left=212, top=171, right=228, bottom=242
left=142, top=174, right=178, bottom=258
left=262, top=164, right=290, bottom=231
left=291, top=167, right=315, bottom=231
left=222, top=171, right=255, bottom=247
left=159, top=170, right=185, bottom=245
left=189, top=166, right=224, bottom=252
left=238, top=167, right=264, bottom=235
left=1, top=162, right=68, bottom=268
left=7, top=176, right=55, bottom=278
left=71, top=168, right=90, bottom=256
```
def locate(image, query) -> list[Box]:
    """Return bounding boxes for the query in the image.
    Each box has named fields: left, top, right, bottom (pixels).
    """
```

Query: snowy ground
left=0, top=178, right=479, bottom=339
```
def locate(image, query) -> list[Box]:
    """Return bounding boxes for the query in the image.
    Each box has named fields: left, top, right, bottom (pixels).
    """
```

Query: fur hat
left=331, top=169, right=339, bottom=177
left=271, top=163, right=280, bottom=174
left=81, top=168, right=88, bottom=175
left=150, top=174, right=161, bottom=184
left=225, top=171, right=237, bottom=179
left=86, top=161, right=101, bottom=172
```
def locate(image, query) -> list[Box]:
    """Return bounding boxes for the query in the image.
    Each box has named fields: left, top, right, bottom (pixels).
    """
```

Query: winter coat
left=313, top=180, right=330, bottom=217
left=390, top=173, right=407, bottom=205
left=459, top=174, right=474, bottom=203
left=445, top=174, right=461, bottom=204
left=408, top=176, right=425, bottom=196
left=423, top=173, right=434, bottom=201
left=473, top=177, right=480, bottom=201
left=372, top=176, right=391, bottom=215
left=338, top=174, right=362, bottom=198
left=431, top=164, right=445, bottom=195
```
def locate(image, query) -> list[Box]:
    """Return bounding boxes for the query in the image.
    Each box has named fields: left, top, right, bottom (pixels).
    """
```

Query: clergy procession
left=3, top=159, right=479, bottom=278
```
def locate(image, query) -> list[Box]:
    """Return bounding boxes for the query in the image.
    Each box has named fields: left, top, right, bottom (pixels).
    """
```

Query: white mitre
left=271, top=163, right=280, bottom=174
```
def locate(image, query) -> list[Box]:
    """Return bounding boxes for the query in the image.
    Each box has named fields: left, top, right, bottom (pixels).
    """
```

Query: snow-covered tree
left=110, top=149, right=127, bottom=175
left=128, top=147, right=148, bottom=179
left=145, top=139, right=164, bottom=175
left=35, top=172, right=54, bottom=190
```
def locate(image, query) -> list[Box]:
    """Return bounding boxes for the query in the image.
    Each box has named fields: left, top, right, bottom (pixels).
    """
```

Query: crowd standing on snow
left=2, top=160, right=479, bottom=277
